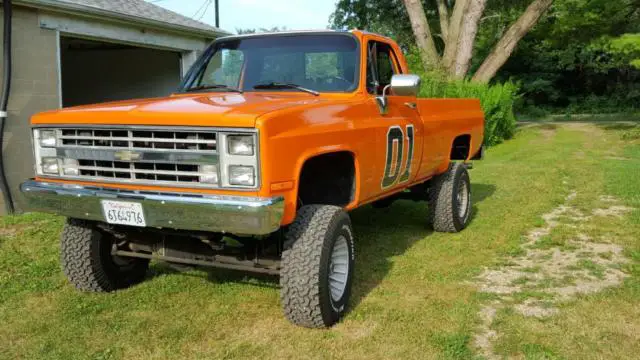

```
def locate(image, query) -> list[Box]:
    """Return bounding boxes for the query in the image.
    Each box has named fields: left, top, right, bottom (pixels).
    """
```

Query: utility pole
left=215, top=0, right=219, bottom=28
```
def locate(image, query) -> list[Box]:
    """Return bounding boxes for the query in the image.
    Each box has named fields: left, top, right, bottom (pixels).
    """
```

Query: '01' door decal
left=381, top=124, right=414, bottom=188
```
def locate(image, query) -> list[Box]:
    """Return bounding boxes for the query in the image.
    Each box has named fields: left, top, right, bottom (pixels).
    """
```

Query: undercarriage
left=99, top=223, right=284, bottom=275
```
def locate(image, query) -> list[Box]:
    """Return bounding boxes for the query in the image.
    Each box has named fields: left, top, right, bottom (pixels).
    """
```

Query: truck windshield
left=184, top=34, right=360, bottom=94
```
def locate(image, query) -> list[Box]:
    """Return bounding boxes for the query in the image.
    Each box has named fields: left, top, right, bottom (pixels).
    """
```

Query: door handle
left=404, top=102, right=417, bottom=109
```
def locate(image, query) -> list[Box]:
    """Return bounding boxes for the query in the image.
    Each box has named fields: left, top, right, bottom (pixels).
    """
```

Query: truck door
left=365, top=40, right=424, bottom=198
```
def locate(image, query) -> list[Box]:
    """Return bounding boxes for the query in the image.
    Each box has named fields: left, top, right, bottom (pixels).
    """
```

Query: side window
left=376, top=47, right=395, bottom=89
left=198, top=49, right=244, bottom=88
left=366, top=41, right=399, bottom=95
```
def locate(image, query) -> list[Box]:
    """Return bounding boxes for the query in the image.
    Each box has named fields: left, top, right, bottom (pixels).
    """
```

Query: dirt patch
left=604, top=156, right=632, bottom=161
left=539, top=128, right=556, bottom=140
left=335, top=320, right=379, bottom=340
left=593, top=205, right=634, bottom=218
left=562, top=122, right=600, bottom=132
left=472, top=193, right=633, bottom=359
left=0, top=224, right=30, bottom=238
left=474, top=305, right=498, bottom=356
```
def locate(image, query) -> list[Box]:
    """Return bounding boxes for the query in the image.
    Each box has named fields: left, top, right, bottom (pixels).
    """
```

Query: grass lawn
left=1, top=122, right=639, bottom=360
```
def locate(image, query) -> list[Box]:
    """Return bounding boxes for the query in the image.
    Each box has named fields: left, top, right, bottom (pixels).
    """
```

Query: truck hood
left=31, top=92, right=326, bottom=128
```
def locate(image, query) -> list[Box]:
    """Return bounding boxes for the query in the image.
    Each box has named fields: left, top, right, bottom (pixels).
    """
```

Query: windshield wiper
left=186, top=84, right=243, bottom=93
left=253, top=82, right=319, bottom=96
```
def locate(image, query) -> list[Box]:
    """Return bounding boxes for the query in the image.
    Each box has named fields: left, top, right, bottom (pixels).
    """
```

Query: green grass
left=1, top=122, right=639, bottom=359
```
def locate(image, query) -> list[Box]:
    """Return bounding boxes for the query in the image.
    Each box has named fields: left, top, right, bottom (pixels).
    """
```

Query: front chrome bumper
left=20, top=180, right=284, bottom=235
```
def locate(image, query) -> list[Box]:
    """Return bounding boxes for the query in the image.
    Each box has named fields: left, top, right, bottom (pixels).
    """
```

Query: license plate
left=101, top=200, right=146, bottom=227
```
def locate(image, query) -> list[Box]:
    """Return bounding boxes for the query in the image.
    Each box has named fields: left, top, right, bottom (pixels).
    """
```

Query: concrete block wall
left=0, top=6, right=60, bottom=213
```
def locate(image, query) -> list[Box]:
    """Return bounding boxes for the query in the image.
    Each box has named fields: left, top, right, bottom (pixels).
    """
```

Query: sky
left=146, top=0, right=337, bottom=34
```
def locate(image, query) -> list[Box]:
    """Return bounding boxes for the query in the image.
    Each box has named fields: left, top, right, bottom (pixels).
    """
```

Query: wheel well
left=298, top=152, right=355, bottom=207
left=450, top=135, right=471, bottom=160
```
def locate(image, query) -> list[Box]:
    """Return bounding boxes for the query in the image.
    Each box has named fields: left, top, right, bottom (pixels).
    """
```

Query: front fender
left=256, top=100, right=371, bottom=225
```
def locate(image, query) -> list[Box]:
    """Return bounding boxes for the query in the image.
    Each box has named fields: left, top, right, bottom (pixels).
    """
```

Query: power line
left=197, top=0, right=213, bottom=21
left=192, top=0, right=211, bottom=20
left=150, top=0, right=218, bottom=27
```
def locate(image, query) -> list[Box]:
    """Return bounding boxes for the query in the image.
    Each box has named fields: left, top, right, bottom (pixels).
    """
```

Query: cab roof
left=217, top=29, right=369, bottom=41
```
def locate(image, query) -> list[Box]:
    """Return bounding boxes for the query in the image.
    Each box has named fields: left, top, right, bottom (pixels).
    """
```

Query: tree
left=610, top=34, right=640, bottom=69
left=403, top=0, right=553, bottom=82
left=236, top=26, right=287, bottom=35
left=331, top=0, right=553, bottom=82
left=495, top=0, right=640, bottom=112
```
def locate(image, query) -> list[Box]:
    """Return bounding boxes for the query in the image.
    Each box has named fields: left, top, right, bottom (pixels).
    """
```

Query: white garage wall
left=61, top=46, right=182, bottom=107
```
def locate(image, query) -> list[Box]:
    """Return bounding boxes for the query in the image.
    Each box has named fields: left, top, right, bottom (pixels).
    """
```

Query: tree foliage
left=496, top=0, right=640, bottom=113
left=610, top=34, right=640, bottom=69
left=331, top=0, right=553, bottom=82
left=236, top=26, right=287, bottom=34
left=331, top=0, right=640, bottom=113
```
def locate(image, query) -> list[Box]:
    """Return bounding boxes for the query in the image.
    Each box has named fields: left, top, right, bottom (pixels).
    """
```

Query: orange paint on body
left=31, top=31, right=484, bottom=226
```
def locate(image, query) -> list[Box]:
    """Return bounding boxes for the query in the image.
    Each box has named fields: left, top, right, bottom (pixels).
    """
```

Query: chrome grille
left=59, top=129, right=217, bottom=152
left=46, top=127, right=220, bottom=187
left=77, top=160, right=201, bottom=183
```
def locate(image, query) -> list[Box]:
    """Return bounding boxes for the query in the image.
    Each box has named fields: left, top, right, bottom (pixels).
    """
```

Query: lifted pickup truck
left=21, top=30, right=483, bottom=328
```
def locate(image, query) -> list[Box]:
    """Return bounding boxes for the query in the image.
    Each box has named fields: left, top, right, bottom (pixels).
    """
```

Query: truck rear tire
left=60, top=218, right=149, bottom=292
left=427, top=162, right=472, bottom=233
left=280, top=205, right=354, bottom=328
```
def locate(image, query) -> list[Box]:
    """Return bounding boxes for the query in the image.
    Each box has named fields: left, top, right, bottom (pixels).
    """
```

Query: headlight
left=227, top=135, right=254, bottom=156
left=62, top=158, right=79, bottom=176
left=228, top=165, right=255, bottom=186
left=199, top=164, right=219, bottom=184
left=39, top=130, right=57, bottom=147
left=41, top=157, right=59, bottom=174
left=221, top=132, right=258, bottom=188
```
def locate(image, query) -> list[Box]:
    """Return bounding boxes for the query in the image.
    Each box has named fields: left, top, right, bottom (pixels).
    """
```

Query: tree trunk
left=436, top=0, right=449, bottom=43
left=451, top=0, right=487, bottom=78
left=403, top=0, right=441, bottom=70
left=472, top=0, right=553, bottom=82
left=442, top=0, right=470, bottom=70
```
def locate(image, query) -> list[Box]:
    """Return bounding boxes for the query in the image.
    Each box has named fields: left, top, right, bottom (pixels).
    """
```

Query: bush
left=406, top=46, right=519, bottom=146
left=416, top=74, right=519, bottom=146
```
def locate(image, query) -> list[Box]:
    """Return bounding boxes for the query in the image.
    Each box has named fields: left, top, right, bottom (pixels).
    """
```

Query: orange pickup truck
left=21, top=30, right=483, bottom=328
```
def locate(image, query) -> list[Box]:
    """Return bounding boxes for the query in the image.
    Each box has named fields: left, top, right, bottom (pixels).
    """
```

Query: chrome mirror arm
left=376, top=84, right=391, bottom=115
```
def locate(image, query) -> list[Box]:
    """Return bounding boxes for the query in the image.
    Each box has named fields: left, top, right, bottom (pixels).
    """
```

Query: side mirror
left=375, top=74, right=421, bottom=114
left=390, top=74, right=421, bottom=97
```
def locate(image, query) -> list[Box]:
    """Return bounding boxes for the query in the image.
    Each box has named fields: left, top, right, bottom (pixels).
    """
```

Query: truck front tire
left=427, top=162, right=472, bottom=232
left=280, top=205, right=355, bottom=328
left=60, top=218, right=149, bottom=292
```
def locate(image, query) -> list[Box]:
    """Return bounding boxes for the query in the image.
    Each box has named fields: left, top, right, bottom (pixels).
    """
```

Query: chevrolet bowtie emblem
left=114, top=150, right=142, bottom=161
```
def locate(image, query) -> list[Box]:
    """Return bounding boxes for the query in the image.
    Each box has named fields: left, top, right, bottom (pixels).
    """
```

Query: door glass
left=366, top=42, right=398, bottom=95
left=376, top=47, right=395, bottom=89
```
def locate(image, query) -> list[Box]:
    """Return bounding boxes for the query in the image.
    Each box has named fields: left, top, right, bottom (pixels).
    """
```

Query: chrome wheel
left=456, top=178, right=470, bottom=220
left=328, top=235, right=350, bottom=302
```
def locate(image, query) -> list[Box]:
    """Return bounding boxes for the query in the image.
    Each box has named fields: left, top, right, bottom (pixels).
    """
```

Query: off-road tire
left=60, top=218, right=149, bottom=292
left=280, top=205, right=355, bottom=328
left=427, top=162, right=472, bottom=233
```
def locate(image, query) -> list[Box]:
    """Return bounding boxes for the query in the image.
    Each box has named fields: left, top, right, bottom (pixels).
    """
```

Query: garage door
left=60, top=37, right=182, bottom=107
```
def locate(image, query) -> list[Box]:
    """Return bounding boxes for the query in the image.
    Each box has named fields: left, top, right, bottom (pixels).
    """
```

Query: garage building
left=0, top=0, right=227, bottom=213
